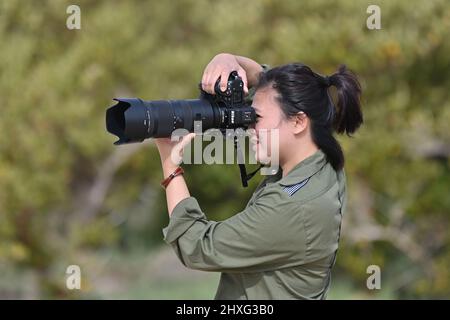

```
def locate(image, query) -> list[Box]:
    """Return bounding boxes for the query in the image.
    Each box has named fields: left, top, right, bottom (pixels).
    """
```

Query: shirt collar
left=262, top=149, right=327, bottom=187
left=278, top=149, right=327, bottom=186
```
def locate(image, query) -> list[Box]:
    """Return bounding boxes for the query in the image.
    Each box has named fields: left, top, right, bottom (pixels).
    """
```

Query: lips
left=250, top=138, right=259, bottom=153
left=250, top=134, right=258, bottom=145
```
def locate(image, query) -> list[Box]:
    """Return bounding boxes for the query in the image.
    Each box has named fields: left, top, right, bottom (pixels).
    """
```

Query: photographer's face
left=250, top=87, right=289, bottom=164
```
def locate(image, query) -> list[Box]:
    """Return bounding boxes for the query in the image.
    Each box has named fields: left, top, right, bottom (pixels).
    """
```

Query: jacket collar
left=278, top=149, right=327, bottom=186
left=262, top=149, right=327, bottom=186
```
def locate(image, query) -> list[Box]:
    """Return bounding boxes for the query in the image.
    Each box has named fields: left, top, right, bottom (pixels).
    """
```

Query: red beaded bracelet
left=160, top=166, right=184, bottom=189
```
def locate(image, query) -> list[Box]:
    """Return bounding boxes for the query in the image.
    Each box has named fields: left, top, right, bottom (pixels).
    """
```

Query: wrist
left=235, top=55, right=263, bottom=87
left=159, top=152, right=179, bottom=170
left=161, top=166, right=184, bottom=189
left=162, top=162, right=179, bottom=177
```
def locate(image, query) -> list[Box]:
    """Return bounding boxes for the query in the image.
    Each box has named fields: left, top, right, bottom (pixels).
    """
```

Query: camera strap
left=234, top=136, right=263, bottom=187
left=238, top=163, right=264, bottom=187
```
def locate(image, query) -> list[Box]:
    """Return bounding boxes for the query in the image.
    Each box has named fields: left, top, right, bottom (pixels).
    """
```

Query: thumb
left=178, top=133, right=196, bottom=149
left=171, top=133, right=196, bottom=166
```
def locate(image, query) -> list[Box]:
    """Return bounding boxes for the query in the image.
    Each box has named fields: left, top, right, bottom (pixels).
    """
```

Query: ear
left=291, top=111, right=309, bottom=134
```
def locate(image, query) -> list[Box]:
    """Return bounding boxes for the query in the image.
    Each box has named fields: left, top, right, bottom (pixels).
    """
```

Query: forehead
left=252, top=87, right=280, bottom=113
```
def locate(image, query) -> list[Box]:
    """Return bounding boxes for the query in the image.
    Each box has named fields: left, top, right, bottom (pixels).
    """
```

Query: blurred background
left=0, top=0, right=449, bottom=299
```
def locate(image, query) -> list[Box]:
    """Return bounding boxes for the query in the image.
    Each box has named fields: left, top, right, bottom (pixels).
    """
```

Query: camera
left=105, top=71, right=256, bottom=144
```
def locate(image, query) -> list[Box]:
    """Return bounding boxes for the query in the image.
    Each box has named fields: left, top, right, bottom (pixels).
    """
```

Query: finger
left=237, top=68, right=249, bottom=94
left=201, top=72, right=207, bottom=91
left=204, top=68, right=218, bottom=94
left=171, top=133, right=196, bottom=165
left=201, top=64, right=213, bottom=91
left=202, top=71, right=211, bottom=92
left=179, top=133, right=196, bottom=149
left=219, top=71, right=229, bottom=92
left=185, top=132, right=196, bottom=143
left=209, top=67, right=226, bottom=94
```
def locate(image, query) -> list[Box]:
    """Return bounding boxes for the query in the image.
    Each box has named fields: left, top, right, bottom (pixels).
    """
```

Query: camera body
left=106, top=71, right=256, bottom=145
left=201, top=71, right=254, bottom=130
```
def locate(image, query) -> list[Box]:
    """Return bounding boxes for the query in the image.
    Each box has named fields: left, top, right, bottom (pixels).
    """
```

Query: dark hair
left=255, top=63, right=363, bottom=171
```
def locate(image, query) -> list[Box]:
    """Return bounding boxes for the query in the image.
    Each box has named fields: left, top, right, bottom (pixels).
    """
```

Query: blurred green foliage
left=0, top=0, right=449, bottom=298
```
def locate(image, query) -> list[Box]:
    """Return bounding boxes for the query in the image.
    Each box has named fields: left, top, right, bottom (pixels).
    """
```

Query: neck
left=280, top=143, right=319, bottom=177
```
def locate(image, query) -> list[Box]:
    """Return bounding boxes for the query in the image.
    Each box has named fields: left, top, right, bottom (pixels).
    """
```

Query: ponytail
left=328, top=65, right=363, bottom=135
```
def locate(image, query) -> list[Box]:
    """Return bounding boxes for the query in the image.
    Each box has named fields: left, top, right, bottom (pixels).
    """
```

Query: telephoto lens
left=105, top=72, right=256, bottom=145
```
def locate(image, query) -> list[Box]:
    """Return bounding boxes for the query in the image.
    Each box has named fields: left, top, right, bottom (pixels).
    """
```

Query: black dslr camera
left=105, top=71, right=256, bottom=144
left=105, top=72, right=260, bottom=187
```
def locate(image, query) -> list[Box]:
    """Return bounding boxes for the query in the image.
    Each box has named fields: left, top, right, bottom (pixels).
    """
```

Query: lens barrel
left=106, top=97, right=221, bottom=144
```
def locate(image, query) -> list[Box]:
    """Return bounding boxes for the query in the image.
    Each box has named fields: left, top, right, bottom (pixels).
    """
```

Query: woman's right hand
left=201, top=53, right=249, bottom=95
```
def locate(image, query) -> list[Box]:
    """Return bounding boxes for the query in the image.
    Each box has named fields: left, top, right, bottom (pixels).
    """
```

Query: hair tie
left=324, top=76, right=331, bottom=87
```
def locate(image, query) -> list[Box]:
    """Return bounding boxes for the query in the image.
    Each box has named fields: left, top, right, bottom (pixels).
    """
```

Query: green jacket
left=163, top=149, right=346, bottom=299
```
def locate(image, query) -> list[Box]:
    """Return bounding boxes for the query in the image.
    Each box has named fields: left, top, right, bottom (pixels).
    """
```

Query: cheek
left=277, top=126, right=294, bottom=152
left=255, top=116, right=273, bottom=133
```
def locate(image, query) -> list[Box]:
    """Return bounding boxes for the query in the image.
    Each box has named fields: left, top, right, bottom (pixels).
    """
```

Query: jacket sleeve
left=162, top=189, right=308, bottom=273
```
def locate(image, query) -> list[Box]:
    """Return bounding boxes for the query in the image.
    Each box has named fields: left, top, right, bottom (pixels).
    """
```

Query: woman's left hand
left=154, top=133, right=196, bottom=172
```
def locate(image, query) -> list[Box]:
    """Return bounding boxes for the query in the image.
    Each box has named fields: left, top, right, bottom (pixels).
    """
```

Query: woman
left=155, top=53, right=363, bottom=299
